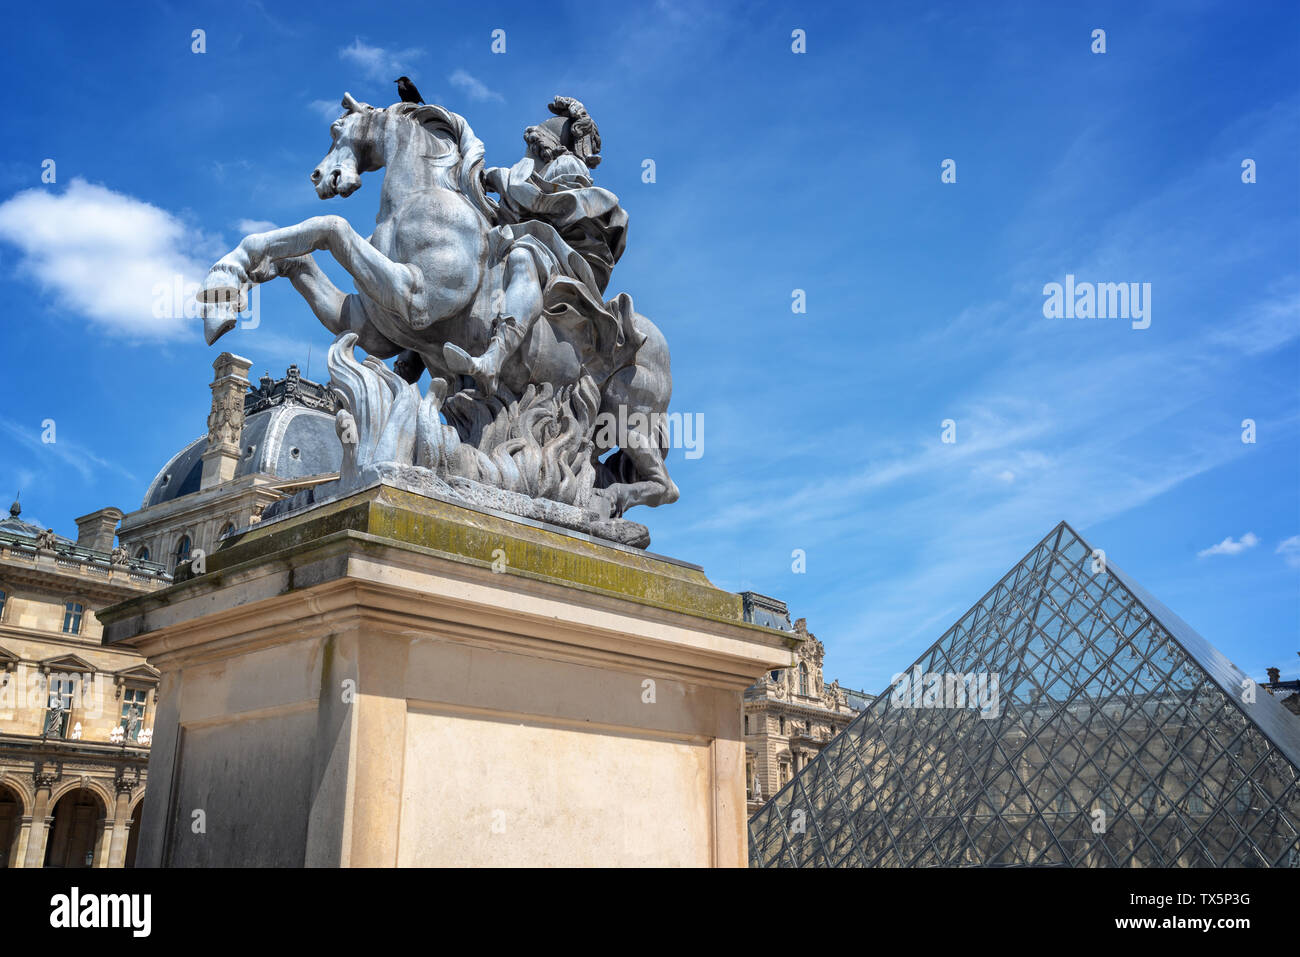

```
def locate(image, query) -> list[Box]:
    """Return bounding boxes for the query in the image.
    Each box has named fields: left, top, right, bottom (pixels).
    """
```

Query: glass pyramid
left=749, top=521, right=1300, bottom=867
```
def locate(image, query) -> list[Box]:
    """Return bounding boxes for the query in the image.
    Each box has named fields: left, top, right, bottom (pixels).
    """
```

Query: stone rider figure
left=438, top=96, right=635, bottom=398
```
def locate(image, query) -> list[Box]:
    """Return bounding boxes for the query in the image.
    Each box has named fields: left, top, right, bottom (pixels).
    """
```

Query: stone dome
left=141, top=365, right=343, bottom=508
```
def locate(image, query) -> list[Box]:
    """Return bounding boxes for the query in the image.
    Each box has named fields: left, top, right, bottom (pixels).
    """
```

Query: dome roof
left=0, top=500, right=73, bottom=543
left=142, top=366, right=342, bottom=508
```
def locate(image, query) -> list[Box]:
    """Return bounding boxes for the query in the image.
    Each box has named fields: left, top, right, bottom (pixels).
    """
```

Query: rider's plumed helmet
left=525, top=96, right=602, bottom=169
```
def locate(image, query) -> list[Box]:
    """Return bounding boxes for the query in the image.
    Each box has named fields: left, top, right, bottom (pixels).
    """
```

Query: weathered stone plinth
left=98, top=484, right=792, bottom=867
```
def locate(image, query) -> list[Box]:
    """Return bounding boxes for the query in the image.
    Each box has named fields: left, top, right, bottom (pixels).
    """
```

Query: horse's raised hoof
left=197, top=263, right=249, bottom=311
left=200, top=301, right=238, bottom=345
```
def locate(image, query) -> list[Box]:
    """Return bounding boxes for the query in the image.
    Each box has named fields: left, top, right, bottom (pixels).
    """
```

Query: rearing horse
left=198, top=94, right=677, bottom=519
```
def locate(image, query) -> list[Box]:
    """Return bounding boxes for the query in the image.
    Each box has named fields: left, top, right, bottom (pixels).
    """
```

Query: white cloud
left=0, top=178, right=220, bottom=340
left=236, top=219, right=277, bottom=234
left=449, top=69, right=503, bottom=103
left=1276, top=535, right=1300, bottom=568
left=340, top=37, right=424, bottom=85
left=996, top=470, right=1016, bottom=483
left=1198, top=532, right=1260, bottom=558
left=308, top=98, right=344, bottom=123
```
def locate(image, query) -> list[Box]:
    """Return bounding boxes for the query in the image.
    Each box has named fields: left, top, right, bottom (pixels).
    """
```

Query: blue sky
left=0, top=1, right=1296, bottom=693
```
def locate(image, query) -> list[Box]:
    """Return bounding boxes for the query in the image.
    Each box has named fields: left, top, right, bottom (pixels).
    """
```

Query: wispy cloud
left=210, top=158, right=253, bottom=184
left=1207, top=280, right=1300, bottom=357
left=227, top=330, right=322, bottom=375
left=448, top=69, right=503, bottom=103
left=244, top=0, right=299, bottom=36
left=236, top=219, right=277, bottom=234
left=0, top=416, right=135, bottom=485
left=1197, top=533, right=1260, bottom=558
left=0, top=178, right=221, bottom=340
left=678, top=111, right=1300, bottom=688
left=1276, top=536, right=1300, bottom=568
left=340, top=37, right=424, bottom=85
left=308, top=98, right=344, bottom=123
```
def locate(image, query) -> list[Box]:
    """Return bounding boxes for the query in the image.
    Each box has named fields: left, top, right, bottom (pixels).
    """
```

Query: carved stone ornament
left=206, top=391, right=243, bottom=448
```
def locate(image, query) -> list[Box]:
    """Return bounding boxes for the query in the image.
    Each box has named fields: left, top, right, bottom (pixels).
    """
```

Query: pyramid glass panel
left=749, top=521, right=1300, bottom=867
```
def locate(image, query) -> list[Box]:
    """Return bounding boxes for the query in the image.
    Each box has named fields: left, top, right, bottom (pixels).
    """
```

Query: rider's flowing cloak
left=487, top=154, right=627, bottom=293
left=486, top=154, right=641, bottom=386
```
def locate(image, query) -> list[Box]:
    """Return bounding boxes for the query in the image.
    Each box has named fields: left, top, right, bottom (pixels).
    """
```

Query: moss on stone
left=157, top=484, right=749, bottom=626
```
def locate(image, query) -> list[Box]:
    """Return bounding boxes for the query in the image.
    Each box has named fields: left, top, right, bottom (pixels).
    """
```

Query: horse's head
left=311, top=93, right=381, bottom=199
left=311, top=93, right=498, bottom=223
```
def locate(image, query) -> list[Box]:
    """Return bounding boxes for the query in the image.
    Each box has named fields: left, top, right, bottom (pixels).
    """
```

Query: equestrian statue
left=197, top=94, right=677, bottom=547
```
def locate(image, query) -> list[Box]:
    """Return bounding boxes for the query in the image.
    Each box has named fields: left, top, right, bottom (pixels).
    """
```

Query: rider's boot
left=445, top=314, right=526, bottom=396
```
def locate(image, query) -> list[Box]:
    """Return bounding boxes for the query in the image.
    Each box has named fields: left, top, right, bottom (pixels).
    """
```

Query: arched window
left=174, top=535, right=191, bottom=567
left=62, top=601, right=84, bottom=635
left=799, top=662, right=809, bottom=696
left=43, top=788, right=104, bottom=867
left=779, top=716, right=785, bottom=735
left=219, top=522, right=236, bottom=539
left=135, top=547, right=150, bottom=562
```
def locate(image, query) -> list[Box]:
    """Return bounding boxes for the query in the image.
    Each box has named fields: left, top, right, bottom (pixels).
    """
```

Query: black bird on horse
left=395, top=76, right=424, bottom=104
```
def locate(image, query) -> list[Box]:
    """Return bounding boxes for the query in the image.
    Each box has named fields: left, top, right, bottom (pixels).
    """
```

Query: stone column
left=96, top=815, right=115, bottom=868
left=106, top=788, right=131, bottom=868
left=12, top=817, right=31, bottom=868
left=22, top=778, right=54, bottom=868
left=199, top=353, right=253, bottom=490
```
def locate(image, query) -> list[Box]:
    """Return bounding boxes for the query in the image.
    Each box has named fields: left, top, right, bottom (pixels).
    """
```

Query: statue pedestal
left=99, top=484, right=791, bottom=867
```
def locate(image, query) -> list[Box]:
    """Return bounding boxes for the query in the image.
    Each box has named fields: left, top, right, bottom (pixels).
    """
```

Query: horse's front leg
left=278, top=255, right=398, bottom=356
left=198, top=242, right=345, bottom=345
left=199, top=216, right=424, bottom=336
left=273, top=255, right=347, bottom=333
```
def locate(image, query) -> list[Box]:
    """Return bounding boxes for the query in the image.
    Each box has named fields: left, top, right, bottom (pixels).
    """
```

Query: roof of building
left=0, top=500, right=73, bottom=544
left=141, top=365, right=342, bottom=508
left=840, top=688, right=873, bottom=712
left=0, top=499, right=170, bottom=581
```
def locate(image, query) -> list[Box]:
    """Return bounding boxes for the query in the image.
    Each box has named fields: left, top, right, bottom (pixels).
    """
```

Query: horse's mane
left=389, top=102, right=498, bottom=224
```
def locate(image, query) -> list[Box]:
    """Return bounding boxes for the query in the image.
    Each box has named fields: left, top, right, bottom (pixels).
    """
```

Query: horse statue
left=197, top=93, right=677, bottom=535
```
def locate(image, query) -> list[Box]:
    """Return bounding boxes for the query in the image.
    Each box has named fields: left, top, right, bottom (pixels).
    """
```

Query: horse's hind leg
left=593, top=342, right=679, bottom=517
left=597, top=439, right=680, bottom=518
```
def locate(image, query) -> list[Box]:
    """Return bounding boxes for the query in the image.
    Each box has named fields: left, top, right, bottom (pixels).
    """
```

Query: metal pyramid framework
left=749, top=521, right=1300, bottom=867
